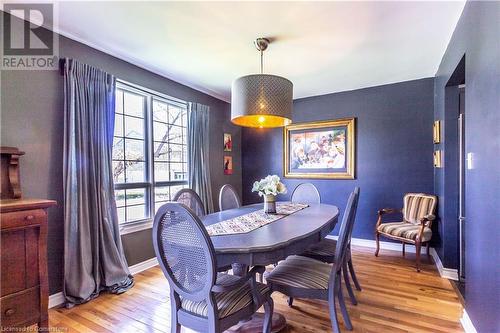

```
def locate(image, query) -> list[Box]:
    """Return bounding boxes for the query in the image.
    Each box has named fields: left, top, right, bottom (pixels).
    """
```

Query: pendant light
left=231, top=38, right=293, bottom=128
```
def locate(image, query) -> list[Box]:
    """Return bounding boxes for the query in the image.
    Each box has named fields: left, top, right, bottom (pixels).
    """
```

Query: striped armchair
left=375, top=193, right=437, bottom=272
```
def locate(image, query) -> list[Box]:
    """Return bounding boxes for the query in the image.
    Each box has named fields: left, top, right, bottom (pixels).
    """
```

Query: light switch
left=467, top=152, right=474, bottom=170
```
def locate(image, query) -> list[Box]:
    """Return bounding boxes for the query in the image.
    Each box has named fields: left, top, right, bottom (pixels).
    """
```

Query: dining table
left=202, top=202, right=340, bottom=333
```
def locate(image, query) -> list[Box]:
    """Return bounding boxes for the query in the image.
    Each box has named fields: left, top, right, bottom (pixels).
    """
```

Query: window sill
left=119, top=219, right=153, bottom=235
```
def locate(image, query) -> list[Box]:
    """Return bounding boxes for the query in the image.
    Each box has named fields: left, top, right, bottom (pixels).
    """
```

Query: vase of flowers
left=252, top=175, right=287, bottom=214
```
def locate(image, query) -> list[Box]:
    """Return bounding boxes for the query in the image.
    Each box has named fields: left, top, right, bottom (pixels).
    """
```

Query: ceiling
left=53, top=1, right=465, bottom=102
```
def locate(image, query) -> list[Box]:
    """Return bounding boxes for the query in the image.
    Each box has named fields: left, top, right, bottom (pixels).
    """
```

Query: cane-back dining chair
left=266, top=189, right=360, bottom=333
left=153, top=203, right=274, bottom=333
left=174, top=188, right=206, bottom=217
left=218, top=184, right=241, bottom=211
left=375, top=193, right=437, bottom=272
left=291, top=183, right=321, bottom=204
left=296, top=185, right=362, bottom=305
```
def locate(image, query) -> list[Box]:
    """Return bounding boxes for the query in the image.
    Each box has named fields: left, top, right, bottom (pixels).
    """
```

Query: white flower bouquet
left=252, top=175, right=287, bottom=199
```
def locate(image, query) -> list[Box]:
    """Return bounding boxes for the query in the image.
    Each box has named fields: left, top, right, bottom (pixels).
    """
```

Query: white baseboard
left=49, top=257, right=159, bottom=309
left=48, top=292, right=65, bottom=309
left=328, top=235, right=459, bottom=280
left=461, top=309, right=478, bottom=333
left=429, top=247, right=459, bottom=280
left=128, top=257, right=159, bottom=275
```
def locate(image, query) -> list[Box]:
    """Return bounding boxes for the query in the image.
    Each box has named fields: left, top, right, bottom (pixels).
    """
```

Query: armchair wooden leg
left=402, top=242, right=406, bottom=256
left=415, top=240, right=422, bottom=272
left=375, top=232, right=380, bottom=257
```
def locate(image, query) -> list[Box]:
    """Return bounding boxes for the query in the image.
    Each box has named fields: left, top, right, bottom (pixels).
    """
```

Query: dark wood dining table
left=202, top=202, right=340, bottom=332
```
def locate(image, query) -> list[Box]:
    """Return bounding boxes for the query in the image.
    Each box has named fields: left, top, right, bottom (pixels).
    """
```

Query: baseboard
left=49, top=257, right=160, bottom=309
left=48, top=292, right=65, bottom=309
left=128, top=257, right=159, bottom=275
left=328, top=235, right=459, bottom=280
left=460, top=309, right=478, bottom=333
left=429, top=247, right=459, bottom=280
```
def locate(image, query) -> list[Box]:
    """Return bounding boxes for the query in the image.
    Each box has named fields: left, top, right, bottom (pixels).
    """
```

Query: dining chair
left=173, top=188, right=206, bottom=217
left=218, top=184, right=241, bottom=211
left=375, top=193, right=437, bottom=272
left=300, top=188, right=361, bottom=305
left=152, top=202, right=274, bottom=333
left=291, top=182, right=321, bottom=204
left=266, top=189, right=359, bottom=333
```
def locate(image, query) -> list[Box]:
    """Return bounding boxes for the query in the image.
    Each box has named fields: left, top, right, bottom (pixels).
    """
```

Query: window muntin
left=112, top=82, right=188, bottom=226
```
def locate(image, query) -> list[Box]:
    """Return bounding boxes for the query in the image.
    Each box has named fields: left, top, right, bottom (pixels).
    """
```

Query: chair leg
left=328, top=279, right=341, bottom=333
left=170, top=294, right=181, bottom=333
left=262, top=297, right=274, bottom=333
left=402, top=242, right=406, bottom=256
left=375, top=232, right=380, bottom=256
left=337, top=277, right=353, bottom=330
left=348, top=258, right=362, bottom=291
left=343, top=261, right=357, bottom=305
left=415, top=240, right=422, bottom=272
left=287, top=297, right=294, bottom=307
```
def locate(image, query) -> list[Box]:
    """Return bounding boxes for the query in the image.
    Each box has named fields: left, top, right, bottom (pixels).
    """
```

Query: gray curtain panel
left=63, top=58, right=133, bottom=306
left=188, top=103, right=214, bottom=213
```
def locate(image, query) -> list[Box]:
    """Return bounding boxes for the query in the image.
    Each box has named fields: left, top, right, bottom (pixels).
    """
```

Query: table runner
left=206, top=202, right=309, bottom=236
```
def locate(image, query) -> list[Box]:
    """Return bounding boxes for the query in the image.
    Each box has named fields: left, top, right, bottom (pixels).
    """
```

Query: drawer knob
left=25, top=215, right=34, bottom=220
left=5, top=308, right=15, bottom=316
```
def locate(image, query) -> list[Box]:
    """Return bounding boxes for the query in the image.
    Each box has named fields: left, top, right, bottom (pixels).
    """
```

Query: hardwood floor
left=48, top=246, right=464, bottom=332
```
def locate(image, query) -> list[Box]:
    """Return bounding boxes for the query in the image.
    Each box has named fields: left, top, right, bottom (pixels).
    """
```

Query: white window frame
left=113, top=80, right=189, bottom=235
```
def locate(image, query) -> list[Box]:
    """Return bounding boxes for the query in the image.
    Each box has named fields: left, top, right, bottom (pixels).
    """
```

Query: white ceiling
left=54, top=1, right=465, bottom=102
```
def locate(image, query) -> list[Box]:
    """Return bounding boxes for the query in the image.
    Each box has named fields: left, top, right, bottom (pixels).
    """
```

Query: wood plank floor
left=49, top=246, right=464, bottom=332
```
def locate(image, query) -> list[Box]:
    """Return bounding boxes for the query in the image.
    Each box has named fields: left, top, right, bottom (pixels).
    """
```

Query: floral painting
left=284, top=118, right=355, bottom=179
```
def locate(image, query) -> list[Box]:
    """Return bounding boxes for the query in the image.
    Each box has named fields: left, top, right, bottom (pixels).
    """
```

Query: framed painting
left=224, top=156, right=233, bottom=175
left=283, top=118, right=355, bottom=179
left=224, top=133, right=232, bottom=152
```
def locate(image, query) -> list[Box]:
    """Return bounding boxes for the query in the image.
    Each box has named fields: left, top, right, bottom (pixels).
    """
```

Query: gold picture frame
left=283, top=118, right=355, bottom=179
left=434, top=150, right=442, bottom=168
left=433, top=120, right=441, bottom=144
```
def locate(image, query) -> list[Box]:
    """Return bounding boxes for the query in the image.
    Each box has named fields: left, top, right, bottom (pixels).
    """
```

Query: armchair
left=375, top=193, right=437, bottom=272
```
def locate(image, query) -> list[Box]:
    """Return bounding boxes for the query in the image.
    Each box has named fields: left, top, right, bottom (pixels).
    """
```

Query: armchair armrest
left=377, top=208, right=402, bottom=216
left=419, top=214, right=436, bottom=226
left=376, top=208, right=402, bottom=227
left=211, top=266, right=265, bottom=293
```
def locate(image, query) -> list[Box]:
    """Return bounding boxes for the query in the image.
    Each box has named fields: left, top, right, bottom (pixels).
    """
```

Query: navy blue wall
left=242, top=78, right=435, bottom=240
left=434, top=2, right=500, bottom=332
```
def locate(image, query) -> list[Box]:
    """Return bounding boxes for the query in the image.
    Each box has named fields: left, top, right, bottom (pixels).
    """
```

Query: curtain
left=188, top=102, right=214, bottom=213
left=63, top=59, right=133, bottom=306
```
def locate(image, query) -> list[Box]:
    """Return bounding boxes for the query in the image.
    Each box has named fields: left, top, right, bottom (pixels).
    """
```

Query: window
left=112, top=82, right=188, bottom=230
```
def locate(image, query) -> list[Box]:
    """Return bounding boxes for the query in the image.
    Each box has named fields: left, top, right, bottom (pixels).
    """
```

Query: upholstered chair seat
left=301, top=238, right=337, bottom=258
left=181, top=274, right=270, bottom=318
left=377, top=222, right=432, bottom=242
left=266, top=256, right=332, bottom=290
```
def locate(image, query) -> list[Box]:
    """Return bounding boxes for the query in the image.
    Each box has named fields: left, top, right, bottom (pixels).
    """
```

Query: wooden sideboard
left=0, top=147, right=57, bottom=330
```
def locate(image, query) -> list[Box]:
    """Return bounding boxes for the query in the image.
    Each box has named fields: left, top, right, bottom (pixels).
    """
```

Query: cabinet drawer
left=0, top=209, right=45, bottom=230
left=0, top=287, right=40, bottom=328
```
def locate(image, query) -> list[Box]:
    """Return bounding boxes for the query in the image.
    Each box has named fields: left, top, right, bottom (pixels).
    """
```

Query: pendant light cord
left=260, top=49, right=263, bottom=74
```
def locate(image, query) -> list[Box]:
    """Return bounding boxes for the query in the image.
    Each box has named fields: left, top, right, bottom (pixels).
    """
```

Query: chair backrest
left=347, top=187, right=360, bottom=244
left=152, top=202, right=216, bottom=302
left=403, top=193, right=437, bottom=224
left=331, top=189, right=359, bottom=276
left=291, top=183, right=321, bottom=204
left=218, top=184, right=241, bottom=211
left=173, top=188, right=206, bottom=217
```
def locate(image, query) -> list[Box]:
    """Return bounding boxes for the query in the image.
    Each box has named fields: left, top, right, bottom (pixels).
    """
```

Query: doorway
left=444, top=55, right=466, bottom=299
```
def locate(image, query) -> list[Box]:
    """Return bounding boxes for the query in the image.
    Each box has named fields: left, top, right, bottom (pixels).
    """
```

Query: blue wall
left=242, top=78, right=435, bottom=240
left=434, top=2, right=500, bottom=332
